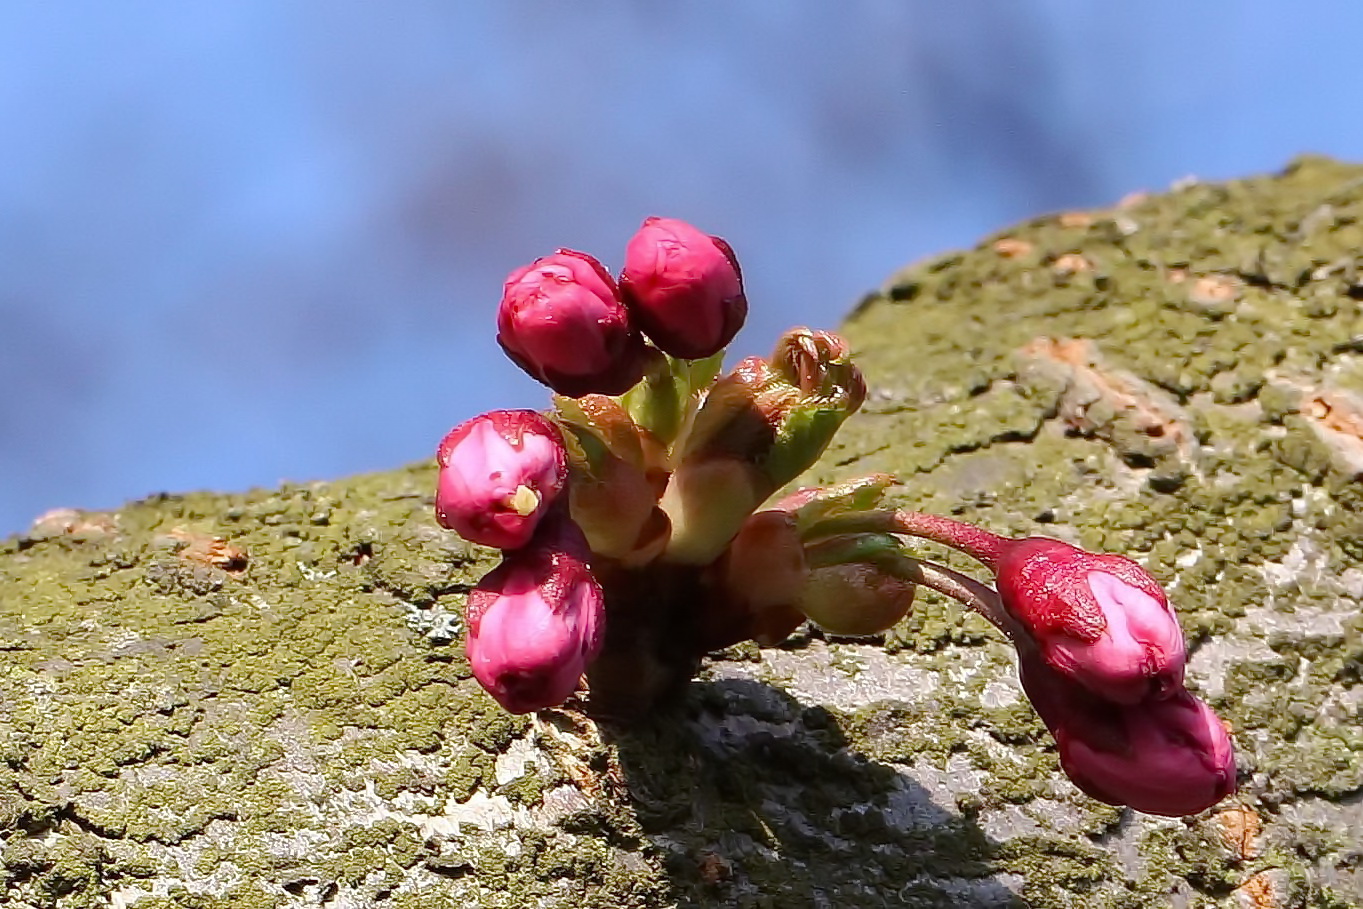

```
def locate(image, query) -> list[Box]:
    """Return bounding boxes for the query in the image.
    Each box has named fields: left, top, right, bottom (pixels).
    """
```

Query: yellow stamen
left=508, top=485, right=540, bottom=517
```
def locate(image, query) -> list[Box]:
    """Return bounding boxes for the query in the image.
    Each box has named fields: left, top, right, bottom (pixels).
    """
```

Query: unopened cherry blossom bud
left=465, top=518, right=604, bottom=714
left=436, top=410, right=567, bottom=550
left=498, top=249, right=650, bottom=397
left=1059, top=691, right=1235, bottom=817
left=620, top=216, right=747, bottom=359
left=1019, top=655, right=1236, bottom=816
left=995, top=537, right=1186, bottom=704
left=1020, top=655, right=1235, bottom=816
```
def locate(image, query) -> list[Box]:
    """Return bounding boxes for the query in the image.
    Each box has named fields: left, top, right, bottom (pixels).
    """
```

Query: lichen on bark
left=4, top=156, right=1362, bottom=908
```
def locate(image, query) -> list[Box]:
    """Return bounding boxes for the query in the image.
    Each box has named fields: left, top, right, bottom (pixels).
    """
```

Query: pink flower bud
left=465, top=517, right=605, bottom=714
left=435, top=410, right=567, bottom=550
left=498, top=249, right=649, bottom=397
left=620, top=217, right=747, bottom=359
left=995, top=537, right=1186, bottom=704
left=1058, top=692, right=1236, bottom=816
left=1018, top=655, right=1236, bottom=816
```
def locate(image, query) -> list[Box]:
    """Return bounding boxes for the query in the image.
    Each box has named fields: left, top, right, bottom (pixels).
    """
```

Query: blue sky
left=2, top=3, right=1361, bottom=534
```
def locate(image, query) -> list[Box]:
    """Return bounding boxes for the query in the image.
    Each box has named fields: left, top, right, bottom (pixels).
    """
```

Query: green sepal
left=761, top=403, right=851, bottom=490
left=804, top=532, right=908, bottom=570
left=779, top=475, right=897, bottom=535
left=551, top=394, right=647, bottom=470
left=623, top=350, right=726, bottom=452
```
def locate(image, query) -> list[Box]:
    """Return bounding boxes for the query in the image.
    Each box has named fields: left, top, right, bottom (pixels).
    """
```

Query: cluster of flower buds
left=432, top=216, right=1236, bottom=818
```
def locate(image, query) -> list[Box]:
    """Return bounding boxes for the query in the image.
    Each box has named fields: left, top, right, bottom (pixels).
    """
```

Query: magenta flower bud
left=435, top=410, right=567, bottom=550
left=465, top=518, right=605, bottom=714
left=498, top=249, right=649, bottom=397
left=1019, top=655, right=1236, bottom=817
left=619, top=216, right=747, bottom=359
left=995, top=537, right=1186, bottom=704
left=1057, top=691, right=1236, bottom=817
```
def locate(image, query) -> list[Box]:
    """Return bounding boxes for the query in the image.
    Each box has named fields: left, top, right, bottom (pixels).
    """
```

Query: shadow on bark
left=606, top=676, right=1029, bottom=909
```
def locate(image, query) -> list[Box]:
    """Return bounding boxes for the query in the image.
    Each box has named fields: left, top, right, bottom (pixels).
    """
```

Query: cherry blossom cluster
left=434, top=217, right=1236, bottom=817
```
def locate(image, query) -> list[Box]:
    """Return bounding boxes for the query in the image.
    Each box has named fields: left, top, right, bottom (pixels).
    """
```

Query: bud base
left=582, top=562, right=710, bottom=722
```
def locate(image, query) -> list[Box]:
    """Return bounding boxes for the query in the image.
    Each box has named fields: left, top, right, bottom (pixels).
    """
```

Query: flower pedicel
left=433, top=215, right=1238, bottom=817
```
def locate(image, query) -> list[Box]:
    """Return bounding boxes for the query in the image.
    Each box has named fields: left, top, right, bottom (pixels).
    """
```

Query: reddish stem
left=891, top=557, right=1026, bottom=645
left=889, top=511, right=1009, bottom=569
left=806, top=510, right=1010, bottom=569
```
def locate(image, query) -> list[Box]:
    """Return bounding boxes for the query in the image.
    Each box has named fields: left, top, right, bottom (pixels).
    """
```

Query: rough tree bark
left=3, top=157, right=1361, bottom=909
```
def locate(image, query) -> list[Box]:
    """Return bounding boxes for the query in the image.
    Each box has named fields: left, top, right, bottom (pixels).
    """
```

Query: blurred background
left=2, top=2, right=1361, bottom=536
